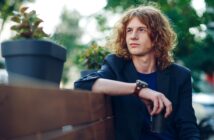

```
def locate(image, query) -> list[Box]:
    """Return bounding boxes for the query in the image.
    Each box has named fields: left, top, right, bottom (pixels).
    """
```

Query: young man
left=74, top=5, right=200, bottom=140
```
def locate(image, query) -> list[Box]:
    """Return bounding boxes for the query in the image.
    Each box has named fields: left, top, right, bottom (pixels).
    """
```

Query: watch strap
left=133, top=80, right=148, bottom=96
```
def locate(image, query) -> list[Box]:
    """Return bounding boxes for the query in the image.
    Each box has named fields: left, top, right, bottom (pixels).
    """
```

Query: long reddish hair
left=107, top=5, right=177, bottom=70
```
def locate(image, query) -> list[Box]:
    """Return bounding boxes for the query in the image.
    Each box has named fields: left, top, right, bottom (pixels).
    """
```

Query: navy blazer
left=74, top=54, right=200, bottom=140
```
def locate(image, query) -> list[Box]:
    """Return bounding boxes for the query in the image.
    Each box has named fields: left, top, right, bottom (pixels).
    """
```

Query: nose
left=130, top=31, right=138, bottom=40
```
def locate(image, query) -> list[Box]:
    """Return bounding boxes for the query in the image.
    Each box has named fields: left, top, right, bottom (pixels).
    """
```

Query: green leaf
left=34, top=18, right=43, bottom=27
left=11, top=15, right=20, bottom=23
left=28, top=10, right=36, bottom=17
left=20, top=6, right=28, bottom=14
left=11, top=25, right=20, bottom=31
left=34, top=27, right=49, bottom=38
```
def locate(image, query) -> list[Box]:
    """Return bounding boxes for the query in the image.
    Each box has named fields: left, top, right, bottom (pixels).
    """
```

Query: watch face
left=137, top=80, right=148, bottom=88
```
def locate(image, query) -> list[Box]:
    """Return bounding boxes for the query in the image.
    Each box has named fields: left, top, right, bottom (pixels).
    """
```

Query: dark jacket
left=74, top=54, right=200, bottom=140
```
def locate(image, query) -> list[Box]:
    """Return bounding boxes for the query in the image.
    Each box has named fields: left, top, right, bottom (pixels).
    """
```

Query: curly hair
left=107, top=5, right=177, bottom=70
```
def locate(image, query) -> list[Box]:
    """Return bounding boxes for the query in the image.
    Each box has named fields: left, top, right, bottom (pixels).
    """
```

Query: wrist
left=133, top=80, right=148, bottom=96
left=138, top=88, right=149, bottom=97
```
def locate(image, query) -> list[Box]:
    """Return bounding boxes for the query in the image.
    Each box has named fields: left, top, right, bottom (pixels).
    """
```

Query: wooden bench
left=0, top=85, right=114, bottom=140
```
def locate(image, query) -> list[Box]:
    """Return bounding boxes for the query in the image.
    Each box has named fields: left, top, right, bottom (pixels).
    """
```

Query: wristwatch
left=133, top=80, right=148, bottom=96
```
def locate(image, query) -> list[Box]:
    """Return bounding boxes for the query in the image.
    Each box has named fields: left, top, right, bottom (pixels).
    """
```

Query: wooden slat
left=53, top=118, right=114, bottom=140
left=54, top=119, right=114, bottom=140
left=9, top=118, right=114, bottom=140
left=0, top=85, right=113, bottom=139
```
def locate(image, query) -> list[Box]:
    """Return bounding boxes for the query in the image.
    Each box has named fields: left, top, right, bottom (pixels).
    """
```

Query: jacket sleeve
left=74, top=57, right=116, bottom=91
left=175, top=71, right=200, bottom=140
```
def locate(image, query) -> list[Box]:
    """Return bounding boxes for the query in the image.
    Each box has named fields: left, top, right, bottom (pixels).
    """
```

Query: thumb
left=142, top=99, right=153, bottom=114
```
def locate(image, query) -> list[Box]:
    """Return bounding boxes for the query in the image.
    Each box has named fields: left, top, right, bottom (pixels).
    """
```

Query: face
left=125, top=17, right=154, bottom=57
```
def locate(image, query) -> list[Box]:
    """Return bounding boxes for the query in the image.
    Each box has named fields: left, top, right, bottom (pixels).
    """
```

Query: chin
left=130, top=52, right=144, bottom=56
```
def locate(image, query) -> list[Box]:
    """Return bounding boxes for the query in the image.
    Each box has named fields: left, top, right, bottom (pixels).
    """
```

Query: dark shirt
left=138, top=72, right=174, bottom=140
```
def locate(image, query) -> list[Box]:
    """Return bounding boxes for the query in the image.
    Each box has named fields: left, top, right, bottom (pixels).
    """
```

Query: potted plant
left=75, top=43, right=110, bottom=77
left=1, top=7, right=67, bottom=87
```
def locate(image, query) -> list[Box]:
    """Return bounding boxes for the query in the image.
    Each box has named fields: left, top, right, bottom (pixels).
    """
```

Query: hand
left=139, top=88, right=172, bottom=118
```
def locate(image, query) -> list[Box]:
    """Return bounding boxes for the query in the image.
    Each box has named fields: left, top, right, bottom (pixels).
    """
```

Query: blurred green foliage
left=74, top=43, right=110, bottom=70
left=0, top=61, right=4, bottom=69
left=51, top=9, right=84, bottom=84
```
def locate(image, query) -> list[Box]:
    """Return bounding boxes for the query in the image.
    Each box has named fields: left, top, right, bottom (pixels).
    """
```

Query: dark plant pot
left=1, top=39, right=66, bottom=87
left=81, top=70, right=96, bottom=77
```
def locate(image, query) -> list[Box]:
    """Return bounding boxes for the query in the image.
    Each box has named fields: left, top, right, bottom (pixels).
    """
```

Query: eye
left=126, top=28, right=132, bottom=33
left=139, top=27, right=147, bottom=32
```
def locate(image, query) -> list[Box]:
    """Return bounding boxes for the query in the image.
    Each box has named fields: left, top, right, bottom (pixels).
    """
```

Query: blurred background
left=0, top=0, right=214, bottom=139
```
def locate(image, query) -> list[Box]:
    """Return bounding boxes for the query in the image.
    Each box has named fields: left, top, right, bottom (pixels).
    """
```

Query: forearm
left=92, top=78, right=172, bottom=117
left=92, top=78, right=136, bottom=95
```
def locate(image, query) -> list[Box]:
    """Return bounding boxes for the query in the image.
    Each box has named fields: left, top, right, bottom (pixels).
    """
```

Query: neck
left=132, top=54, right=156, bottom=74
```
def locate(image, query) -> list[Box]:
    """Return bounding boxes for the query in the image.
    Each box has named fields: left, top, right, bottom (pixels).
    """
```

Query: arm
left=92, top=78, right=172, bottom=117
left=92, top=78, right=135, bottom=95
left=75, top=54, right=172, bottom=117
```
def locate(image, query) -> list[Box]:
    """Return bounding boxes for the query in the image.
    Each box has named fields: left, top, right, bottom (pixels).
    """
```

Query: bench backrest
left=0, top=85, right=114, bottom=140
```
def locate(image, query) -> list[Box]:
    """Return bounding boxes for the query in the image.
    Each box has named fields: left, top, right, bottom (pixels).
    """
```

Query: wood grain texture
left=0, top=85, right=113, bottom=139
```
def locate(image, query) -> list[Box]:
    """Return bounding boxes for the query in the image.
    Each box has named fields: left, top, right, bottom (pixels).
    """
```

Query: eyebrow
left=126, top=26, right=147, bottom=29
left=126, top=26, right=147, bottom=31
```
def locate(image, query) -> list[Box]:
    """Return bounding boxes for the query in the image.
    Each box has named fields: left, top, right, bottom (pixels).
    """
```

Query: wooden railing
left=0, top=85, right=114, bottom=140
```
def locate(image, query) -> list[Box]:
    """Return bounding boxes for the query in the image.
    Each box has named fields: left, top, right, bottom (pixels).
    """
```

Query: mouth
left=130, top=43, right=140, bottom=47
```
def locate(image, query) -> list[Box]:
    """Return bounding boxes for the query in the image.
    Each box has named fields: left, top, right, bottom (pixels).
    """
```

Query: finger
left=162, top=97, right=172, bottom=118
left=165, top=104, right=172, bottom=118
left=146, top=103, right=153, bottom=114
left=145, top=104, right=152, bottom=114
left=151, top=98, right=158, bottom=115
left=156, top=97, right=164, bottom=114
left=142, top=99, right=153, bottom=113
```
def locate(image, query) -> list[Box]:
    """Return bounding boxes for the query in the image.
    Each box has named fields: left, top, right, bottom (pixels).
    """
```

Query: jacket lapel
left=123, top=60, right=138, bottom=83
left=157, top=69, right=170, bottom=97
